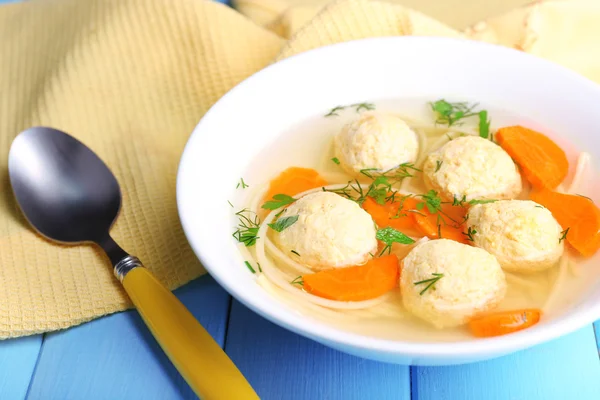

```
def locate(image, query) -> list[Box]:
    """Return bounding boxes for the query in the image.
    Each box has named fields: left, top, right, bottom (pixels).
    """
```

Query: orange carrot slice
left=302, top=255, right=399, bottom=301
left=362, top=195, right=419, bottom=231
left=530, top=188, right=600, bottom=256
left=496, top=125, right=568, bottom=189
left=362, top=195, right=468, bottom=243
left=412, top=203, right=468, bottom=244
left=469, top=309, right=541, bottom=338
left=263, top=167, right=328, bottom=205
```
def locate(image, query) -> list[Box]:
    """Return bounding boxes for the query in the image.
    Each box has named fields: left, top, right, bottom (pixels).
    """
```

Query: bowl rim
left=177, top=36, right=600, bottom=360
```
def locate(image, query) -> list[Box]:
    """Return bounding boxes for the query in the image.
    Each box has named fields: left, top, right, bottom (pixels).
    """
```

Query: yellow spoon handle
left=121, top=266, right=259, bottom=400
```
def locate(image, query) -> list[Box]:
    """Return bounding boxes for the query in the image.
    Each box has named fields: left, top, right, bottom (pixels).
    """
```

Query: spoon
left=8, top=127, right=258, bottom=400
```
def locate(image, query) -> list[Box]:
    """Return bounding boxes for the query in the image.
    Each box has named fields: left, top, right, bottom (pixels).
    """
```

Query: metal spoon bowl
left=9, top=127, right=258, bottom=400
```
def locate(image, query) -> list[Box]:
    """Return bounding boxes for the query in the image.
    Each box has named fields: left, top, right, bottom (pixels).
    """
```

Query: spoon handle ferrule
left=114, top=255, right=143, bottom=282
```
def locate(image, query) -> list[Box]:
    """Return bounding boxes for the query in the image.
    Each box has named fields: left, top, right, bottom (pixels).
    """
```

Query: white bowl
left=177, top=37, right=600, bottom=365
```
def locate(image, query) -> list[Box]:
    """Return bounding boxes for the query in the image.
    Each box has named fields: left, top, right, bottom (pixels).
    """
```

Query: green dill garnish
left=291, top=250, right=301, bottom=256
left=417, top=190, right=443, bottom=214
left=361, top=164, right=420, bottom=180
left=268, top=215, right=299, bottom=232
left=325, top=105, right=345, bottom=117
left=291, top=276, right=304, bottom=286
left=414, top=273, right=444, bottom=295
left=376, top=227, right=416, bottom=255
left=325, top=102, right=375, bottom=117
left=463, top=226, right=477, bottom=241
left=391, top=195, right=412, bottom=219
left=324, top=164, right=418, bottom=207
left=323, top=179, right=364, bottom=202
left=366, top=176, right=393, bottom=205
left=360, top=168, right=379, bottom=179
left=232, top=209, right=260, bottom=247
left=435, top=160, right=443, bottom=173
left=468, top=199, right=498, bottom=205
left=331, top=157, right=341, bottom=165
left=227, top=200, right=234, bottom=208
left=559, top=228, right=570, bottom=244
left=535, top=205, right=544, bottom=208
left=244, top=261, right=256, bottom=274
left=452, top=195, right=467, bottom=206
left=430, top=99, right=479, bottom=126
left=236, top=178, right=249, bottom=189
left=262, top=194, right=296, bottom=210
left=396, top=163, right=421, bottom=178
left=437, top=223, right=442, bottom=238
left=352, top=102, right=375, bottom=112
left=450, top=195, right=497, bottom=207
left=576, top=194, right=593, bottom=201
left=478, top=110, right=491, bottom=139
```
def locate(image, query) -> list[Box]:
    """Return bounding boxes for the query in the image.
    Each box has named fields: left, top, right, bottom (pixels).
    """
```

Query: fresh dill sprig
left=232, top=209, right=260, bottom=247
left=244, top=261, right=256, bottom=274
left=463, top=226, right=477, bottom=241
left=559, top=228, right=570, bottom=244
left=376, top=227, right=416, bottom=256
left=323, top=179, right=365, bottom=203
left=478, top=110, right=491, bottom=139
left=468, top=199, right=498, bottom=205
left=576, top=194, right=593, bottom=201
left=227, top=200, right=234, bottom=208
left=291, top=250, right=301, bottom=256
left=395, top=163, right=422, bottom=179
left=325, top=105, right=345, bottom=117
left=414, top=273, right=444, bottom=295
left=324, top=102, right=375, bottom=117
left=262, top=194, right=296, bottom=210
left=268, top=215, right=299, bottom=232
left=291, top=276, right=304, bottom=286
left=331, top=157, right=341, bottom=165
left=449, top=195, right=497, bottom=207
left=430, top=100, right=479, bottom=126
left=416, top=190, right=443, bottom=214
left=236, top=178, right=249, bottom=189
left=435, top=160, right=443, bottom=173
left=352, top=102, right=375, bottom=112
left=430, top=99, right=490, bottom=129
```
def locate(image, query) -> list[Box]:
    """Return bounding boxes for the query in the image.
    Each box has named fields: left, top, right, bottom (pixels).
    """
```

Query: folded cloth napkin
left=0, top=0, right=598, bottom=339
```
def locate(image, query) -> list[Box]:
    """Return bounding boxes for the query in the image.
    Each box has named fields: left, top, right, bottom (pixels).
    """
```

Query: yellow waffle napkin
left=0, top=0, right=598, bottom=338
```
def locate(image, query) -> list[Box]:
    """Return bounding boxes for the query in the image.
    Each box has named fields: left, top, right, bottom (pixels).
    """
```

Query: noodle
left=567, top=152, right=591, bottom=194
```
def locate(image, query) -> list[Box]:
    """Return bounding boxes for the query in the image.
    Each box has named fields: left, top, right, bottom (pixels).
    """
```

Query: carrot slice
left=496, top=125, right=568, bottom=189
left=302, top=255, right=399, bottom=301
left=362, top=195, right=468, bottom=243
left=263, top=167, right=328, bottom=204
left=530, top=188, right=600, bottom=256
left=412, top=203, right=469, bottom=244
left=469, top=309, right=541, bottom=338
left=362, top=195, right=419, bottom=231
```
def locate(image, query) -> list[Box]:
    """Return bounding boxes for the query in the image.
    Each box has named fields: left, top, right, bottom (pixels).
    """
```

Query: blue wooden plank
left=0, top=335, right=43, bottom=400
left=225, top=300, right=410, bottom=400
left=594, top=320, right=600, bottom=353
left=413, top=325, right=600, bottom=400
left=26, top=275, right=230, bottom=400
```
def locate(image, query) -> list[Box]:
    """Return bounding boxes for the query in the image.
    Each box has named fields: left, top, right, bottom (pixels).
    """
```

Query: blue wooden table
left=1, top=274, right=599, bottom=399
left=1, top=0, right=600, bottom=398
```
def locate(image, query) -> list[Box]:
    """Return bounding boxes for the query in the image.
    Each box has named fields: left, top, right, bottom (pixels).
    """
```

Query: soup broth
left=233, top=98, right=599, bottom=342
